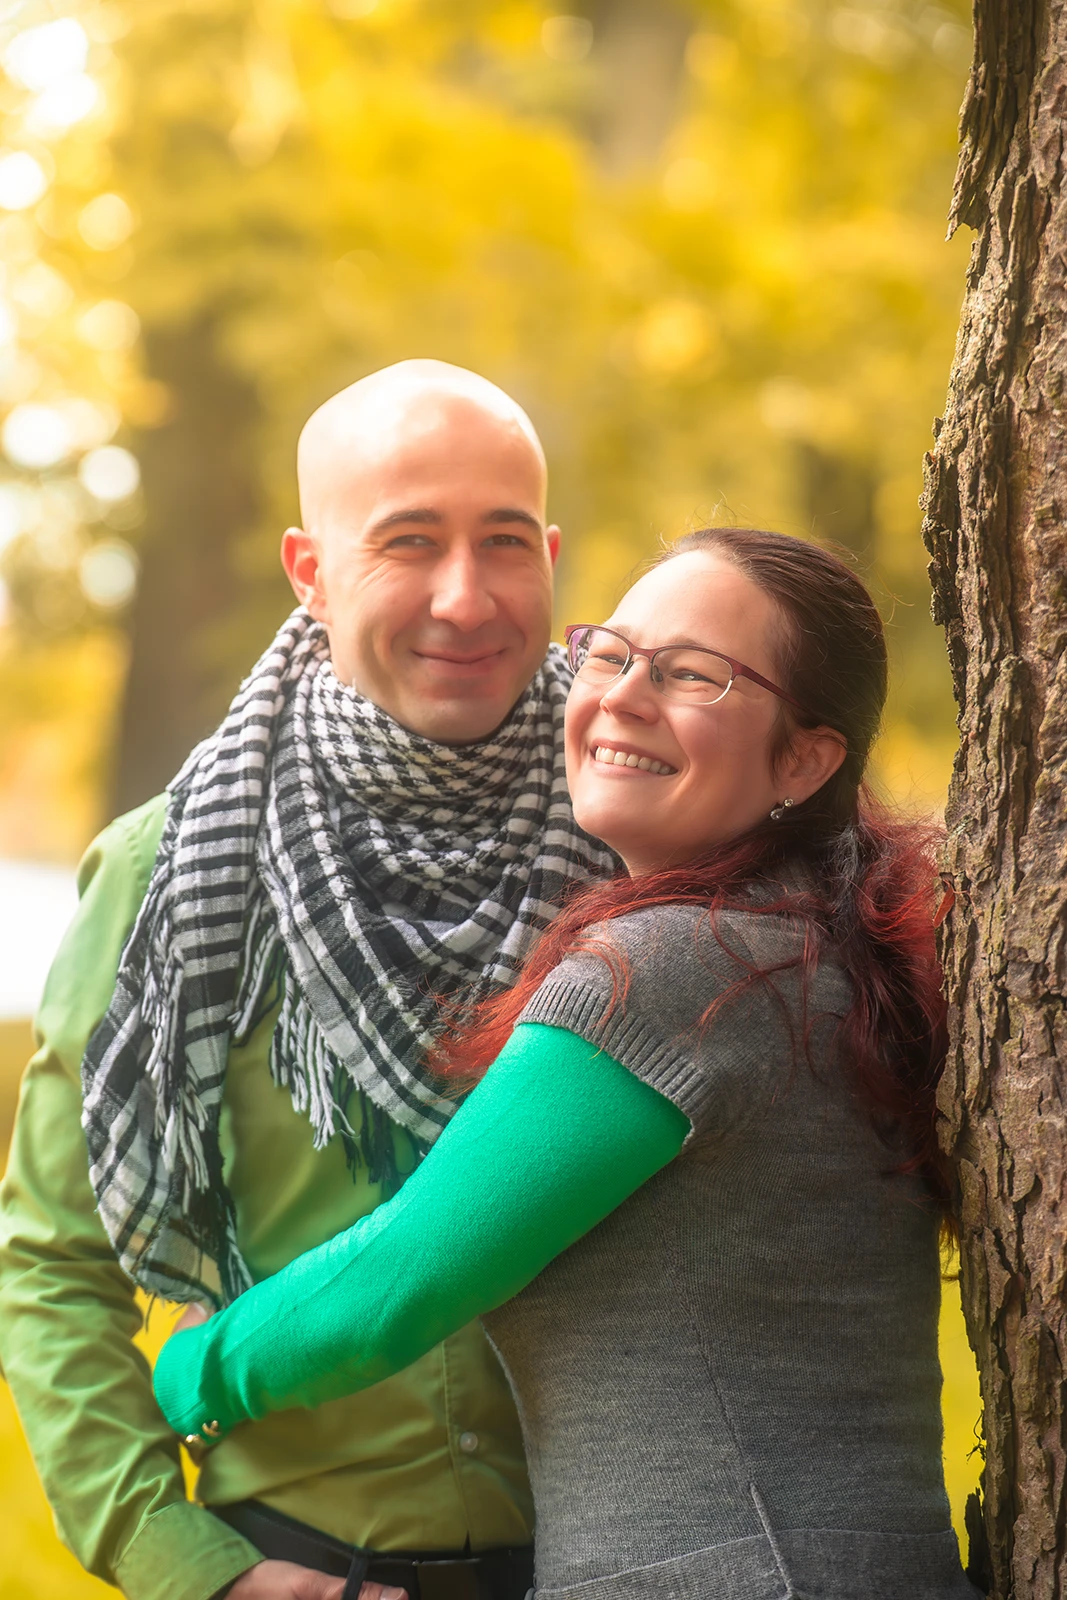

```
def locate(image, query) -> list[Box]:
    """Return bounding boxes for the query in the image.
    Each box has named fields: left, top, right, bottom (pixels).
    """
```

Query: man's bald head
left=281, top=359, right=561, bottom=744
left=297, top=359, right=547, bottom=539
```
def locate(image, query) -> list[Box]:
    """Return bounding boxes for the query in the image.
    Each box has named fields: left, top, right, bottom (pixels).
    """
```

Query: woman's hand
left=175, top=1300, right=213, bottom=1332
left=225, top=1561, right=406, bottom=1599
left=179, top=1312, right=407, bottom=1600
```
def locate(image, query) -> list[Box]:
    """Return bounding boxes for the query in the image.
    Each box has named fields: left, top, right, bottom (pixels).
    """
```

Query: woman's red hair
left=431, top=529, right=950, bottom=1206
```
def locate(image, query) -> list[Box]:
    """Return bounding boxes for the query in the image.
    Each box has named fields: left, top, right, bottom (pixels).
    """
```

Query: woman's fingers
left=358, top=1585, right=408, bottom=1600
left=174, top=1300, right=213, bottom=1332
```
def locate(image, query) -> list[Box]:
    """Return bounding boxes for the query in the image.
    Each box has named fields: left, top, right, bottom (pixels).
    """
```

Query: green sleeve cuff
left=114, top=1500, right=260, bottom=1600
left=153, top=1329, right=225, bottom=1445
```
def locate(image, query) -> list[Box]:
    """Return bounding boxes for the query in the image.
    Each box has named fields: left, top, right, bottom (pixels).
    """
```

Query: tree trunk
left=110, top=315, right=265, bottom=815
left=922, top=3, right=1067, bottom=1596
left=588, top=0, right=692, bottom=173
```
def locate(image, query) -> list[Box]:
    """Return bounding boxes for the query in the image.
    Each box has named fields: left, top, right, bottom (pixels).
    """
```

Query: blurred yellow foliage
left=0, top=627, right=126, bottom=860
left=0, top=1, right=986, bottom=1592
left=0, top=0, right=973, bottom=840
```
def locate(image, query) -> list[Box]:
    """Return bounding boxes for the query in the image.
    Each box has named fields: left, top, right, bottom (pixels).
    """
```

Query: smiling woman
left=562, top=540, right=849, bottom=876
left=151, top=526, right=977, bottom=1600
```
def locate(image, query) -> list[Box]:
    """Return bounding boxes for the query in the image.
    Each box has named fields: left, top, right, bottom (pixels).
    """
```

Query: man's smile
left=412, top=645, right=509, bottom=676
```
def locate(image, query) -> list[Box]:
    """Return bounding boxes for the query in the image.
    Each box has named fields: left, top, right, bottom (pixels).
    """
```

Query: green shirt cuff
left=114, top=1501, right=260, bottom=1600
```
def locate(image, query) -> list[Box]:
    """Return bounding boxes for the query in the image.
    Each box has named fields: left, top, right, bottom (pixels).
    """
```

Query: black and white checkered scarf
left=81, top=608, right=614, bottom=1306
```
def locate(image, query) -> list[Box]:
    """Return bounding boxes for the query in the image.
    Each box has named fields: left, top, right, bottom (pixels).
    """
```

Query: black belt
left=212, top=1499, right=534, bottom=1600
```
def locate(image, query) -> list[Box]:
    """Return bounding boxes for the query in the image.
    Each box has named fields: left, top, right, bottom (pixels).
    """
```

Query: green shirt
left=0, top=794, right=533, bottom=1600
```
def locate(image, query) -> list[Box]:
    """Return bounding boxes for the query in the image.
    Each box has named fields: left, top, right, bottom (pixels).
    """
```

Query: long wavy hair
left=431, top=527, right=949, bottom=1205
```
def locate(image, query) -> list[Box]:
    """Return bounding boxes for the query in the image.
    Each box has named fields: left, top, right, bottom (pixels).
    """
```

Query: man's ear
left=280, top=526, right=329, bottom=621
left=546, top=525, right=561, bottom=566
left=779, top=725, right=848, bottom=804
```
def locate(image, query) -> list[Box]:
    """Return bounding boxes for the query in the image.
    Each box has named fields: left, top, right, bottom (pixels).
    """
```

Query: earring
left=769, top=797, right=795, bottom=823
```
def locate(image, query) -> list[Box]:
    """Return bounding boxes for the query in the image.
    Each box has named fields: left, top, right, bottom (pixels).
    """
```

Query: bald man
left=0, top=363, right=615, bottom=1600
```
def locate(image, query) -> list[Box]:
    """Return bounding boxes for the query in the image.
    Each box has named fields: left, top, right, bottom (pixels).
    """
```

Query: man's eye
left=385, top=533, right=435, bottom=549
left=483, top=532, right=531, bottom=548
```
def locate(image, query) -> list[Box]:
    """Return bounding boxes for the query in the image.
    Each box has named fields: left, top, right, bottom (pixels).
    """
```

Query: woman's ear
left=777, top=725, right=848, bottom=804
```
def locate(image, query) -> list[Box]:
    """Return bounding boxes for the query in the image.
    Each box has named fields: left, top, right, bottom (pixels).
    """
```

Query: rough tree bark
left=922, top=3, right=1067, bottom=1597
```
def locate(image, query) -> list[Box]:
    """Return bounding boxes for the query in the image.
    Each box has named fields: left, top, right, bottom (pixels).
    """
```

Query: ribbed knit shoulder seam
left=516, top=904, right=791, bottom=1145
left=517, top=976, right=709, bottom=1136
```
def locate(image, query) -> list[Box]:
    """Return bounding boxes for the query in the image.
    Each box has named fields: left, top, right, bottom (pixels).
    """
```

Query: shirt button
left=458, top=1431, right=479, bottom=1454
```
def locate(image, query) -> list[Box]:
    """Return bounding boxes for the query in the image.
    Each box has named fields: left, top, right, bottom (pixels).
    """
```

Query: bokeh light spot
left=78, top=445, right=140, bottom=502
left=79, top=538, right=138, bottom=608
left=26, top=74, right=100, bottom=136
left=59, top=398, right=120, bottom=451
left=0, top=482, right=32, bottom=551
left=78, top=192, right=135, bottom=250
left=11, top=262, right=73, bottom=318
left=77, top=299, right=140, bottom=352
left=830, top=9, right=913, bottom=68
left=0, top=152, right=48, bottom=211
left=2, top=403, right=73, bottom=468
left=759, top=376, right=814, bottom=437
left=634, top=300, right=710, bottom=374
left=3, top=19, right=89, bottom=92
left=932, top=23, right=971, bottom=67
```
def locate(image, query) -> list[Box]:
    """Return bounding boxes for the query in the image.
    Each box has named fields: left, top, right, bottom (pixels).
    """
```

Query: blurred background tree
left=0, top=0, right=972, bottom=853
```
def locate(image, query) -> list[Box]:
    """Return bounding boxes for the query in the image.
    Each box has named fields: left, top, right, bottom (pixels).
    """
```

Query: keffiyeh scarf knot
left=81, top=609, right=614, bottom=1305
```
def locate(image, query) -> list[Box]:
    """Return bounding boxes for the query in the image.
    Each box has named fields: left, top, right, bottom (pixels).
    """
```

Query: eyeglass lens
left=569, top=627, right=734, bottom=705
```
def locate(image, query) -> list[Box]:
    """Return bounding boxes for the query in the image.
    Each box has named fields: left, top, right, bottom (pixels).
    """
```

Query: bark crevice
left=924, top=2, right=1067, bottom=1594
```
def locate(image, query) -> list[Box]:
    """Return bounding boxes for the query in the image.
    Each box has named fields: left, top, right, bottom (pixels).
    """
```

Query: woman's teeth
left=593, top=746, right=676, bottom=776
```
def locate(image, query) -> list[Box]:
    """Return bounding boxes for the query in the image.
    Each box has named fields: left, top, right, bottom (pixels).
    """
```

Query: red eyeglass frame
left=564, top=623, right=814, bottom=718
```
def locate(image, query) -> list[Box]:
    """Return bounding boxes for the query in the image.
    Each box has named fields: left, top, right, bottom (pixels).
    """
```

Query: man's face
left=283, top=396, right=560, bottom=744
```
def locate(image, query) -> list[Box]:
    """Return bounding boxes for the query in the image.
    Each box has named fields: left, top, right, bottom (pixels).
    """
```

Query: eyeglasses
left=564, top=623, right=811, bottom=713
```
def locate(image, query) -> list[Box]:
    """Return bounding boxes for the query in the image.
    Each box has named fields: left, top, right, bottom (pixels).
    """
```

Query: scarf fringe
left=81, top=611, right=614, bottom=1305
left=270, top=966, right=405, bottom=1194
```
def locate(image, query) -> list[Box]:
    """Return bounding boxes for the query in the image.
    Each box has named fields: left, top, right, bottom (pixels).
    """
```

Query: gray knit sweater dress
left=484, top=904, right=979, bottom=1600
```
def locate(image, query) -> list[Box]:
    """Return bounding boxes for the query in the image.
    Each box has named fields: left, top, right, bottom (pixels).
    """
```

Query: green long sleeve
left=153, top=1024, right=689, bottom=1442
left=0, top=797, right=261, bottom=1600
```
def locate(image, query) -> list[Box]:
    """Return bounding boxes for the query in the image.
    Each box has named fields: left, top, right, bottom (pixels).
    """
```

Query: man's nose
left=428, top=549, right=498, bottom=632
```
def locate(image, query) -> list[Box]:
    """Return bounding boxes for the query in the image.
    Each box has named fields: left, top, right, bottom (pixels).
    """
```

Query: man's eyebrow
left=370, top=508, right=444, bottom=533
left=369, top=507, right=543, bottom=535
left=481, top=507, right=543, bottom=531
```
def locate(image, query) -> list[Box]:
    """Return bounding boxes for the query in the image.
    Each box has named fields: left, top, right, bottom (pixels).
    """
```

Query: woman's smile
left=589, top=740, right=678, bottom=776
